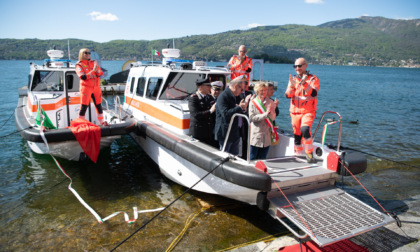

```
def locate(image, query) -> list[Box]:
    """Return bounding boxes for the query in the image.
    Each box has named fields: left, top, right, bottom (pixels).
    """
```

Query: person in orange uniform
left=227, top=45, right=253, bottom=90
left=284, top=58, right=320, bottom=163
left=75, top=48, right=105, bottom=125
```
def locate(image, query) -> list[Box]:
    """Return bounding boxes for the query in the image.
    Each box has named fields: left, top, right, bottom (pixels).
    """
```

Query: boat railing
left=114, top=96, right=122, bottom=120
left=312, top=111, right=343, bottom=152
left=133, top=61, right=229, bottom=72
left=34, top=96, right=41, bottom=118
left=194, top=66, right=230, bottom=72
left=103, top=99, right=109, bottom=111
left=222, top=113, right=250, bottom=163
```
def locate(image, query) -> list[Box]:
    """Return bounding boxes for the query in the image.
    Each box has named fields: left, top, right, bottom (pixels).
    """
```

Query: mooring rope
left=110, top=156, right=231, bottom=251
left=0, top=127, right=32, bottom=139
left=37, top=115, right=165, bottom=224
left=338, top=159, right=402, bottom=227
left=336, top=145, right=420, bottom=169
left=165, top=207, right=209, bottom=252
left=0, top=107, right=17, bottom=129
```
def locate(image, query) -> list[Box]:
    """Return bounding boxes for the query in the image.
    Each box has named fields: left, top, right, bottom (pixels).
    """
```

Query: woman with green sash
left=249, top=82, right=278, bottom=160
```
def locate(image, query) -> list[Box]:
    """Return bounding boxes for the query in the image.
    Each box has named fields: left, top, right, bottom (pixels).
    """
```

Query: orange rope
left=338, top=159, right=387, bottom=213
left=271, top=178, right=316, bottom=238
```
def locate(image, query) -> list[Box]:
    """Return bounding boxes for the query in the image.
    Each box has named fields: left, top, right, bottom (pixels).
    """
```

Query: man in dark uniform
left=188, top=78, right=218, bottom=147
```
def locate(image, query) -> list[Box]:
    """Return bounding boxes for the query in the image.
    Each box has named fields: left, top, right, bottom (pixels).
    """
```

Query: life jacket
left=228, top=55, right=253, bottom=84
left=285, top=73, right=320, bottom=114
left=75, top=60, right=103, bottom=88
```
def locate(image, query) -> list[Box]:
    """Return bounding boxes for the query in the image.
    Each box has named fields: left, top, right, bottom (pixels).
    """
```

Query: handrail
left=114, top=96, right=121, bottom=120
left=312, top=111, right=343, bottom=152
left=222, top=113, right=250, bottom=163
left=35, top=96, right=41, bottom=118
left=165, top=101, right=185, bottom=113
left=103, top=99, right=109, bottom=111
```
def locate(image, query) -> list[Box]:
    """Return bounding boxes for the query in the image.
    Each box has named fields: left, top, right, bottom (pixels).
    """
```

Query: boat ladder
left=267, top=181, right=395, bottom=247
left=262, top=110, right=395, bottom=247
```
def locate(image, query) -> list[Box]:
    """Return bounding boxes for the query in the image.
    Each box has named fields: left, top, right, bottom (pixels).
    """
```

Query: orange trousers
left=291, top=112, right=315, bottom=154
left=80, top=84, right=102, bottom=106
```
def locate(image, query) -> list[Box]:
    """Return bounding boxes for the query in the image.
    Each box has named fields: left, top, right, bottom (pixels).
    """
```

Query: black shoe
left=306, top=153, right=316, bottom=163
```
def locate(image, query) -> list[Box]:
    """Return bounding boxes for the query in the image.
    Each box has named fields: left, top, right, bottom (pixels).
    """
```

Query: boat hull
left=16, top=97, right=136, bottom=161
left=27, top=136, right=120, bottom=161
left=130, top=120, right=272, bottom=204
left=130, top=132, right=261, bottom=204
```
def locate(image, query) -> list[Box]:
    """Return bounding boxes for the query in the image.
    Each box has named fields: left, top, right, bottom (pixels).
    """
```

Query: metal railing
left=114, top=96, right=121, bottom=121
left=222, top=113, right=251, bottom=163
left=312, top=111, right=343, bottom=152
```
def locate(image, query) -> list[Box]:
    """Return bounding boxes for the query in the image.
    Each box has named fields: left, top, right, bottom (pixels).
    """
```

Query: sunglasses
left=293, top=64, right=305, bottom=68
left=84, top=52, right=91, bottom=55
left=239, top=50, right=247, bottom=53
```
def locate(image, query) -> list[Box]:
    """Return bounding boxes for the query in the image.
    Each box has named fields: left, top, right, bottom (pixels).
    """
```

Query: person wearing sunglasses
left=284, top=58, right=320, bottom=163
left=75, top=48, right=105, bottom=125
left=227, top=45, right=253, bottom=90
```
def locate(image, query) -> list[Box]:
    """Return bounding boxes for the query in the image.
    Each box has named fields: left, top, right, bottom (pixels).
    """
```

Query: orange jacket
left=76, top=60, right=103, bottom=88
left=228, top=55, right=253, bottom=82
left=285, top=73, right=320, bottom=114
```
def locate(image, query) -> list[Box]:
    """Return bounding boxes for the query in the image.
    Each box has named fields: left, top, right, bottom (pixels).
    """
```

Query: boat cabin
left=26, top=50, right=101, bottom=128
left=123, top=57, right=229, bottom=135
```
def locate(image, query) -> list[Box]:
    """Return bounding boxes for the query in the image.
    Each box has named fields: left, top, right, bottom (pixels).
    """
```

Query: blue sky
left=0, top=0, right=419, bottom=43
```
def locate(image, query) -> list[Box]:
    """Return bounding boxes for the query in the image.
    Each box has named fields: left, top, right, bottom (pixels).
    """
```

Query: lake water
left=0, top=60, right=419, bottom=251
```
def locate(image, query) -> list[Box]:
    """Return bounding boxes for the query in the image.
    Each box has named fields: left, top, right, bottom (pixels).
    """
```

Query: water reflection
left=2, top=135, right=291, bottom=251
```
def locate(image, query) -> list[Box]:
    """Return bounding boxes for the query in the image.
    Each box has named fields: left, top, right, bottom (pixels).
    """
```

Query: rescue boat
left=122, top=48, right=396, bottom=247
left=15, top=49, right=136, bottom=161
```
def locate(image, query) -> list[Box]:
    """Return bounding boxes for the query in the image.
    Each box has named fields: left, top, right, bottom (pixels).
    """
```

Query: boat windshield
left=159, top=72, right=226, bottom=100
left=31, top=70, right=64, bottom=92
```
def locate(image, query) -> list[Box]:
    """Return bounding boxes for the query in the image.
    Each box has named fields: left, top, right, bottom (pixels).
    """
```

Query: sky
left=0, top=0, right=419, bottom=43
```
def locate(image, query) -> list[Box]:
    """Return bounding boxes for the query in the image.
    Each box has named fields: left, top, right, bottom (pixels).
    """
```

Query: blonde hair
left=253, top=81, right=268, bottom=95
left=78, top=48, right=90, bottom=61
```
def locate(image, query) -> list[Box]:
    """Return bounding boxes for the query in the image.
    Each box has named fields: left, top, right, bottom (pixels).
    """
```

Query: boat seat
left=264, top=157, right=338, bottom=189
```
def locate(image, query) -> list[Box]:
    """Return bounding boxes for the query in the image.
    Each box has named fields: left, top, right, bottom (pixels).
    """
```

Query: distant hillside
left=0, top=16, right=419, bottom=67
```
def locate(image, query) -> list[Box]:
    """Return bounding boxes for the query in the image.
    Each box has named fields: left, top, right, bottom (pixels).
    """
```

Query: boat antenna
left=173, top=38, right=175, bottom=49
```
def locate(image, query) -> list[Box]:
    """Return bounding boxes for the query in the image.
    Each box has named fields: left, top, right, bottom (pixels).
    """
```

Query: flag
left=35, top=106, right=57, bottom=129
left=152, top=49, right=160, bottom=56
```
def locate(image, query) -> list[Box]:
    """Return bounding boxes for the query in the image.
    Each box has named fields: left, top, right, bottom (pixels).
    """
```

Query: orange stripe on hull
left=126, top=97, right=190, bottom=130
left=28, top=96, right=82, bottom=112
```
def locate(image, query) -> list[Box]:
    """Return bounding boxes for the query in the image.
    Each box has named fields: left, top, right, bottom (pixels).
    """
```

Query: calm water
left=0, top=60, right=419, bottom=251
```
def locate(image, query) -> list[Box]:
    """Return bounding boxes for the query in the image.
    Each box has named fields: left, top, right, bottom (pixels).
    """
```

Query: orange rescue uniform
left=228, top=55, right=253, bottom=89
left=76, top=60, right=103, bottom=106
left=285, top=73, right=320, bottom=154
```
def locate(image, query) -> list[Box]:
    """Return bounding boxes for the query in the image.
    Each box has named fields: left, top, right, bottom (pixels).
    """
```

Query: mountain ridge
left=0, top=16, right=419, bottom=67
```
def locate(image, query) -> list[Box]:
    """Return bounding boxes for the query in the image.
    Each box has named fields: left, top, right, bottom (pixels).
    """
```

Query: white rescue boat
left=121, top=47, right=397, bottom=247
left=15, top=49, right=136, bottom=161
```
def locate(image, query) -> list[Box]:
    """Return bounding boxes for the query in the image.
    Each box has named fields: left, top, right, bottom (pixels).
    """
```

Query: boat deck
left=265, top=156, right=337, bottom=189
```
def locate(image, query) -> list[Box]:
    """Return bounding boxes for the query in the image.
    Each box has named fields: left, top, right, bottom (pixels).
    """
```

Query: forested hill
left=1, top=16, right=419, bottom=67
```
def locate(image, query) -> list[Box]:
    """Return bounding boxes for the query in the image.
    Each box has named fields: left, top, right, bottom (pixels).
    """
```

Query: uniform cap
left=196, top=78, right=211, bottom=86
left=211, top=81, right=223, bottom=89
